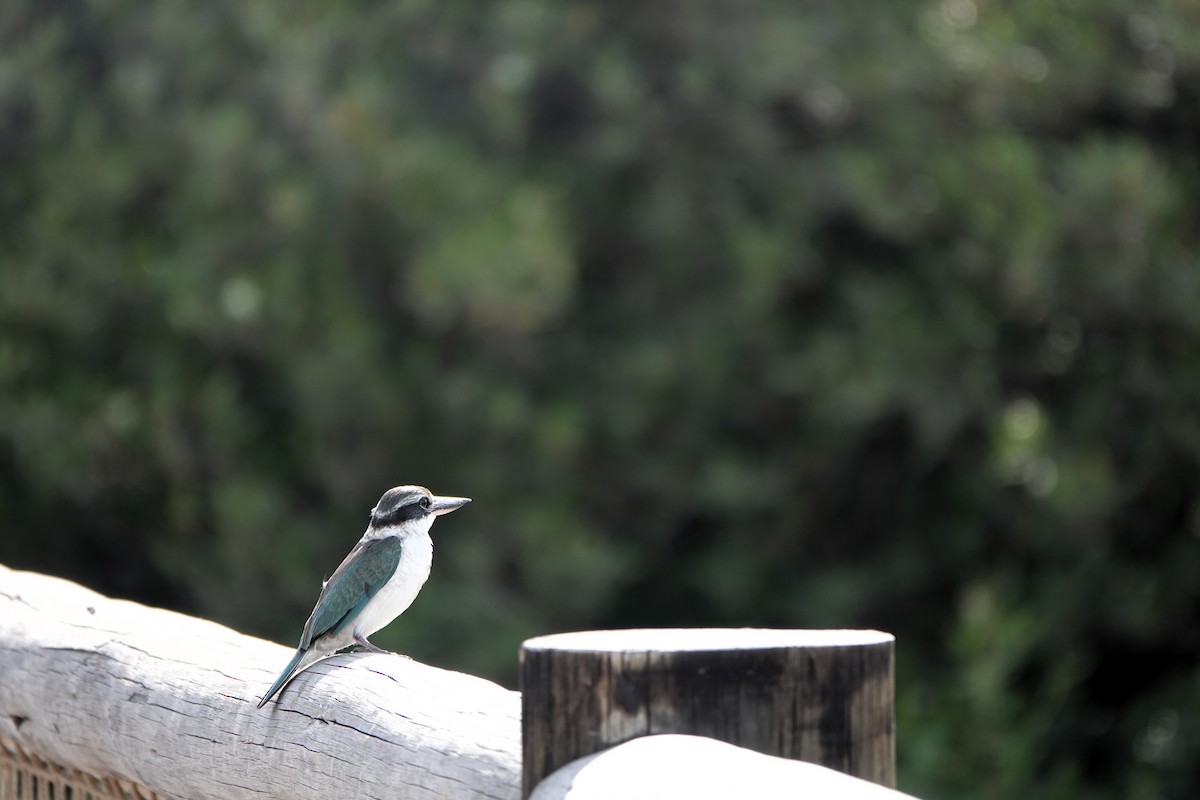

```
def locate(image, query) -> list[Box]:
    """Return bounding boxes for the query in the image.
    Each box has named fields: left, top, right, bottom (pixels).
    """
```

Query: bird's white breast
left=352, top=531, right=434, bottom=638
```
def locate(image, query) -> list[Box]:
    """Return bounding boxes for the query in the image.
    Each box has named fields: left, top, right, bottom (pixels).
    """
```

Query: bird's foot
left=353, top=633, right=390, bottom=654
left=352, top=633, right=414, bottom=659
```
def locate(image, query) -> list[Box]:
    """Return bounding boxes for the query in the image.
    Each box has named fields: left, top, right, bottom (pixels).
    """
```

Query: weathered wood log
left=0, top=563, right=521, bottom=800
left=520, top=628, right=895, bottom=798
left=531, top=734, right=917, bottom=800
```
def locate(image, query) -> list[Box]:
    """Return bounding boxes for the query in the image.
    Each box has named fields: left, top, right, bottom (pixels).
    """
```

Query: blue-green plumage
left=302, top=537, right=405, bottom=647
left=257, top=538, right=405, bottom=708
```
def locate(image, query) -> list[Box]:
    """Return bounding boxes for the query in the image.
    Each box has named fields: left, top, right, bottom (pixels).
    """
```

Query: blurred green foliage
left=2, top=1, right=1199, bottom=797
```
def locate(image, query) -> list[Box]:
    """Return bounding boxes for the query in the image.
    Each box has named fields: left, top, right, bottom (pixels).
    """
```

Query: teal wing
left=300, top=537, right=404, bottom=648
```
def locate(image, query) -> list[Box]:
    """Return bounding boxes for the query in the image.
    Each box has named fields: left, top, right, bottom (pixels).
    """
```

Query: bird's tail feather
left=258, top=646, right=323, bottom=708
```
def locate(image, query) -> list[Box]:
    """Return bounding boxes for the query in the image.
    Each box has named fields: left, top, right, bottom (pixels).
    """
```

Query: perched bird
left=257, top=485, right=470, bottom=708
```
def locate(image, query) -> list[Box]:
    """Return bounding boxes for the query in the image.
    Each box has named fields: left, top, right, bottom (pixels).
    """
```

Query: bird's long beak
left=430, top=495, right=471, bottom=516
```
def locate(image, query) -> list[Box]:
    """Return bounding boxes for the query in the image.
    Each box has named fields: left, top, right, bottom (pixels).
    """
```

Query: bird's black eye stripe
left=373, top=494, right=432, bottom=525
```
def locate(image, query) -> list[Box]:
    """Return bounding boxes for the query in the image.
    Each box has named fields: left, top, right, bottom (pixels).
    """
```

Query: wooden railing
left=0, top=563, right=916, bottom=799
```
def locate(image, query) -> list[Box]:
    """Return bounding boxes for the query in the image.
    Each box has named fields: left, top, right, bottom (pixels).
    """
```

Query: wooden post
left=520, top=628, right=895, bottom=798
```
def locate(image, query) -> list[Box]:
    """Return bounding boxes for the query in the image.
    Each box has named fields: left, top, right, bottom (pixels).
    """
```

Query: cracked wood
left=0, top=563, right=521, bottom=800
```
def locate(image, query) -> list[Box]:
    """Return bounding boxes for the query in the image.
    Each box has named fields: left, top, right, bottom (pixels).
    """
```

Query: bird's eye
left=419, top=496, right=432, bottom=509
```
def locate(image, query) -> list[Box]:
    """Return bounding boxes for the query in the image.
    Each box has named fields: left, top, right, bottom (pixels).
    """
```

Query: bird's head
left=368, top=485, right=470, bottom=536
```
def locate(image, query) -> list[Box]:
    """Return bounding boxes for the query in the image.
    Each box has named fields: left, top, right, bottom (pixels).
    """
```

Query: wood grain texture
left=0, top=563, right=520, bottom=800
left=530, top=734, right=917, bottom=800
left=520, top=628, right=895, bottom=798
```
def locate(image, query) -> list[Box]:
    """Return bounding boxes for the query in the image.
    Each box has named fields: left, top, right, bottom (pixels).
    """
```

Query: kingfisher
left=257, top=485, right=470, bottom=708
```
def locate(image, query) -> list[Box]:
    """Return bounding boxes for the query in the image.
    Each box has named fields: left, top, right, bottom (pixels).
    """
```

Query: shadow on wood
left=0, top=563, right=521, bottom=800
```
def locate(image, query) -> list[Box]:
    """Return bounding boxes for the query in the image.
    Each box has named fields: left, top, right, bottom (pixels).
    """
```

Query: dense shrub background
left=3, top=2, right=1198, bottom=797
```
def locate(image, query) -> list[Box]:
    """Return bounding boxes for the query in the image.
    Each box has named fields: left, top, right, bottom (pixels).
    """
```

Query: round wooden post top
left=523, top=627, right=894, bottom=651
